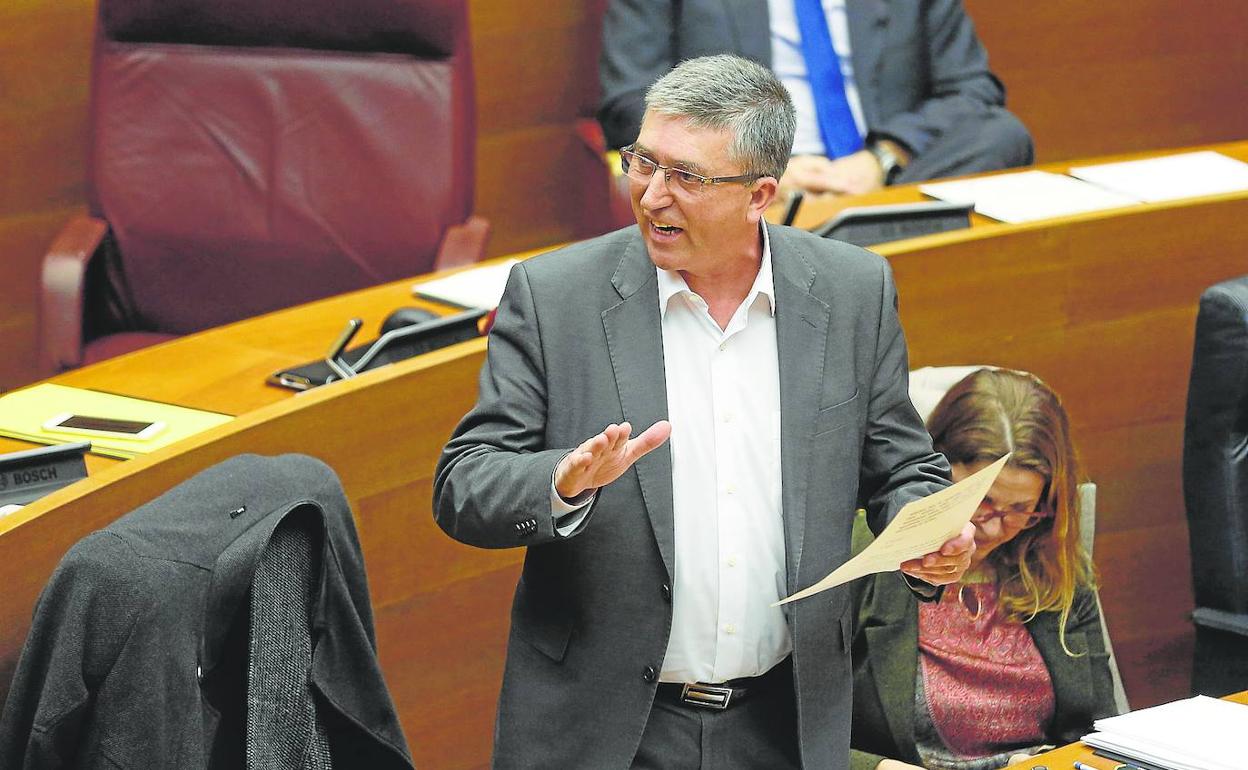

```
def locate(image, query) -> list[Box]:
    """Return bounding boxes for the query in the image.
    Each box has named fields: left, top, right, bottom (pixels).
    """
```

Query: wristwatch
left=868, top=140, right=905, bottom=185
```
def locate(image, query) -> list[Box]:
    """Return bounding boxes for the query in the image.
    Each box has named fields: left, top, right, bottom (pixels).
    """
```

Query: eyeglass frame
left=619, top=145, right=765, bottom=193
left=971, top=499, right=1053, bottom=530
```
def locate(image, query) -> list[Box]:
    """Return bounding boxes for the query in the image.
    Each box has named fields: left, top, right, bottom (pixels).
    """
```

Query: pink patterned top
left=916, top=581, right=1055, bottom=765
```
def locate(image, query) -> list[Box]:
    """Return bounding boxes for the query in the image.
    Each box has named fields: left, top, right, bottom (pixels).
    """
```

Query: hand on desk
left=780, top=151, right=885, bottom=197
left=899, top=521, right=977, bottom=586
left=555, top=420, right=672, bottom=500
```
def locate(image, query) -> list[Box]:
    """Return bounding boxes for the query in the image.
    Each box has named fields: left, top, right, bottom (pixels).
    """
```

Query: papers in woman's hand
left=776, top=454, right=1009, bottom=605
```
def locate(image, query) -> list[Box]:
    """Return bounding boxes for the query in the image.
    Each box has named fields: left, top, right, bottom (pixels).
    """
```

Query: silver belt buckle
left=680, top=682, right=733, bottom=710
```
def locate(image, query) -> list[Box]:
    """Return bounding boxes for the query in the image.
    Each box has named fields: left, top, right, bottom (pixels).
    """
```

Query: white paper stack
left=1082, top=695, right=1248, bottom=770
left=919, top=170, right=1139, bottom=223
left=1069, top=151, right=1248, bottom=203
left=412, top=259, right=518, bottom=310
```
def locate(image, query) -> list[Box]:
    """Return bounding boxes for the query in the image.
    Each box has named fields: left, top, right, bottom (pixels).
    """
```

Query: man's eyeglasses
left=972, top=500, right=1052, bottom=529
left=620, top=146, right=762, bottom=195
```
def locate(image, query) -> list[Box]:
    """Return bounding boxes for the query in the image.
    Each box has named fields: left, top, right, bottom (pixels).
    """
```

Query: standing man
left=598, top=0, right=1033, bottom=196
left=434, top=55, right=974, bottom=769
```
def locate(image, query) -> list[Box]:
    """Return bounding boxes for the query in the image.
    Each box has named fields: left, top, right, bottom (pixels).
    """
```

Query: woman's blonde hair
left=926, top=368, right=1095, bottom=644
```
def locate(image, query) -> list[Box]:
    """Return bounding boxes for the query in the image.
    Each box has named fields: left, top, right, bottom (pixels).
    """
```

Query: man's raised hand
left=554, top=421, right=672, bottom=500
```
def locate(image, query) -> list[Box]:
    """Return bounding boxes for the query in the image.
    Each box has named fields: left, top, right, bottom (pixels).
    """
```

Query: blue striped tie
left=793, top=0, right=864, bottom=158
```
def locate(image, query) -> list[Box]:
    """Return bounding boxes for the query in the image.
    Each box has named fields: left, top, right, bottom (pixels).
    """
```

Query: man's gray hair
left=644, top=54, right=796, bottom=181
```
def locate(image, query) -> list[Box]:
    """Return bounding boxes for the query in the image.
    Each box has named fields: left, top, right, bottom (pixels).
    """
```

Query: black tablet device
left=267, top=308, right=488, bottom=391
left=813, top=200, right=974, bottom=247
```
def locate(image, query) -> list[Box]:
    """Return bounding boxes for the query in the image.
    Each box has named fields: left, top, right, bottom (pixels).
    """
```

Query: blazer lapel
left=721, top=0, right=772, bottom=65
left=770, top=225, right=831, bottom=592
left=603, top=236, right=675, bottom=579
left=846, top=0, right=889, bottom=126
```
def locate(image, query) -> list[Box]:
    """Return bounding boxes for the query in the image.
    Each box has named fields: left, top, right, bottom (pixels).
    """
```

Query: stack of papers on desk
left=412, top=259, right=518, bottom=309
left=1069, top=150, right=1248, bottom=202
left=0, top=383, right=233, bottom=460
left=1082, top=695, right=1248, bottom=770
left=919, top=170, right=1139, bottom=223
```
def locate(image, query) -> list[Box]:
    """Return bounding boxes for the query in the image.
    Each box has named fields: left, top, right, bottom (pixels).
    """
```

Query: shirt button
left=661, top=583, right=672, bottom=602
left=721, top=411, right=733, bottom=423
left=725, top=624, right=736, bottom=635
left=718, top=342, right=727, bottom=352
left=642, top=666, right=657, bottom=683
left=727, top=557, right=737, bottom=568
left=725, top=484, right=736, bottom=495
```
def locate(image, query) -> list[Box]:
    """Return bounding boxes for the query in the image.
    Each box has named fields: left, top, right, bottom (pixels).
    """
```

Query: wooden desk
left=1026, top=690, right=1248, bottom=770
left=2, top=143, right=1247, bottom=766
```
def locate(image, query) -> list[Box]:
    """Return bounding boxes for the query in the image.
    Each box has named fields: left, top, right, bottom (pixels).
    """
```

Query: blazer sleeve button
left=642, top=665, right=657, bottom=683
left=660, top=583, right=672, bottom=602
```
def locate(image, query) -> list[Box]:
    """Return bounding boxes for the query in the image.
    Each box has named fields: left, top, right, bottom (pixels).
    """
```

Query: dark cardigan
left=0, top=453, right=415, bottom=770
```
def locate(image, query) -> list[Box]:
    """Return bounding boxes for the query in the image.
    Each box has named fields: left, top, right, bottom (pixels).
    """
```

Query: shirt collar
left=655, top=223, right=777, bottom=318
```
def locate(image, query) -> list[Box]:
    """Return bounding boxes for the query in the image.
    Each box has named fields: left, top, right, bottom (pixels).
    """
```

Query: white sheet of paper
left=1083, top=695, right=1248, bottom=770
left=1069, top=150, right=1248, bottom=203
left=776, top=454, right=1009, bottom=606
left=412, top=259, right=518, bottom=309
left=919, top=170, right=1139, bottom=223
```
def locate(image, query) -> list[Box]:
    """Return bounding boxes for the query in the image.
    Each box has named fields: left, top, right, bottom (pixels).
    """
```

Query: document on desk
left=1082, top=694, right=1248, bottom=770
left=412, top=259, right=518, bottom=309
left=776, top=454, right=1008, bottom=605
left=919, top=170, right=1139, bottom=223
left=0, top=383, right=233, bottom=460
left=1069, top=150, right=1248, bottom=203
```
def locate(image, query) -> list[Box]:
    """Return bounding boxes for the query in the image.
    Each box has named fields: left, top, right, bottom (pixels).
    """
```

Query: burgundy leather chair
left=39, top=0, right=487, bottom=374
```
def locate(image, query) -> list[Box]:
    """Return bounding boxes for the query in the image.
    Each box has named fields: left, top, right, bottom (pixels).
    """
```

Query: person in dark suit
left=599, top=0, right=1033, bottom=196
left=434, top=54, right=975, bottom=769
left=850, top=369, right=1119, bottom=770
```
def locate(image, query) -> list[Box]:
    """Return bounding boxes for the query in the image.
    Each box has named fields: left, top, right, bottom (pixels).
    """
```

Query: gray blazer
left=434, top=224, right=950, bottom=769
left=599, top=0, right=1011, bottom=154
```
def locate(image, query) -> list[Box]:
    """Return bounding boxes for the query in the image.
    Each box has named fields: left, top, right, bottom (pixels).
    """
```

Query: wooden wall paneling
left=469, top=0, right=611, bottom=256
left=0, top=0, right=94, bottom=391
left=965, top=0, right=1248, bottom=162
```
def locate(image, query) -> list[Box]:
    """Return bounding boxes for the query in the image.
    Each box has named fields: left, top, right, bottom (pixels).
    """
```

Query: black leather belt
left=655, top=657, right=791, bottom=711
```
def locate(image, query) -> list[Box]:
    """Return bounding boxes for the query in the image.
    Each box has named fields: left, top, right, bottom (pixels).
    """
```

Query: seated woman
left=850, top=368, right=1119, bottom=770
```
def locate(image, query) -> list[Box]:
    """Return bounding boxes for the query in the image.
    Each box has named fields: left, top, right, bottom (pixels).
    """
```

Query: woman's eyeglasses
left=619, top=146, right=762, bottom=195
left=972, top=500, right=1052, bottom=529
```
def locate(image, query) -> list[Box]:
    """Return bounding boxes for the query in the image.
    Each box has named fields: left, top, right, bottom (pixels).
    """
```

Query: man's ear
left=747, top=176, right=780, bottom=223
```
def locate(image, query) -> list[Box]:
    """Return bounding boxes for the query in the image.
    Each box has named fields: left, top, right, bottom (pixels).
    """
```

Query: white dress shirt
left=655, top=227, right=791, bottom=683
left=768, top=0, right=868, bottom=156
left=550, top=229, right=792, bottom=683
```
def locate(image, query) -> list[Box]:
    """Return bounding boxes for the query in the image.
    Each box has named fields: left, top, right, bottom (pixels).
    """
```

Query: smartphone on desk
left=42, top=413, right=166, bottom=441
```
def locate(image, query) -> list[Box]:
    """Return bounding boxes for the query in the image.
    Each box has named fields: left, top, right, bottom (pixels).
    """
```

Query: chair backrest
left=909, top=365, right=1130, bottom=713
left=1183, top=276, right=1248, bottom=616
left=87, top=0, right=476, bottom=334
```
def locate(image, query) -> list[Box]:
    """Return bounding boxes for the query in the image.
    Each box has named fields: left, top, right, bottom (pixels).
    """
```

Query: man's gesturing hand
left=554, top=421, right=672, bottom=500
left=899, top=521, right=976, bottom=586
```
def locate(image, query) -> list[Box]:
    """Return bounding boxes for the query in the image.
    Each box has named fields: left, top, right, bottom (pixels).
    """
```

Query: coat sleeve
left=433, top=262, right=595, bottom=549
left=597, top=0, right=678, bottom=149
left=868, top=0, right=1006, bottom=156
left=857, top=260, right=952, bottom=535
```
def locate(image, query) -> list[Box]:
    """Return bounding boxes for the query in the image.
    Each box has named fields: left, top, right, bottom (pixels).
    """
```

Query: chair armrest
left=1193, top=607, right=1248, bottom=636
left=39, top=213, right=108, bottom=375
left=574, top=118, right=634, bottom=234
left=433, top=215, right=491, bottom=272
